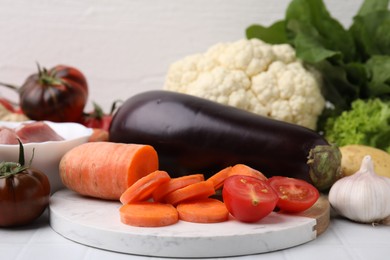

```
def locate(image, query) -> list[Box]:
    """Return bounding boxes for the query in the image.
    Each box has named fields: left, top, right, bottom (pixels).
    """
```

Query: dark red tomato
left=222, top=175, right=278, bottom=223
left=19, top=64, right=88, bottom=122
left=268, top=176, right=320, bottom=213
left=0, top=142, right=50, bottom=227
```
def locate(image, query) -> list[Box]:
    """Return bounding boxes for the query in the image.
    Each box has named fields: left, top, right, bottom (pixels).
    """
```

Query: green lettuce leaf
left=324, top=99, right=390, bottom=152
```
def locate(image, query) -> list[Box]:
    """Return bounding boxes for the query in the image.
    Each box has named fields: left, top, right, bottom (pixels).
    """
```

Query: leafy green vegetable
left=246, top=0, right=390, bottom=131
left=324, top=99, right=390, bottom=152
left=246, top=20, right=288, bottom=44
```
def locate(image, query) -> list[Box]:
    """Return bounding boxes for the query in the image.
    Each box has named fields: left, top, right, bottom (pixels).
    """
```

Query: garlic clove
left=328, top=155, right=390, bottom=224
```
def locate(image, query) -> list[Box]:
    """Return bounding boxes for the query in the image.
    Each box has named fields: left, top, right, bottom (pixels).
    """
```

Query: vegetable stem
left=0, top=81, right=19, bottom=91
left=307, top=144, right=342, bottom=191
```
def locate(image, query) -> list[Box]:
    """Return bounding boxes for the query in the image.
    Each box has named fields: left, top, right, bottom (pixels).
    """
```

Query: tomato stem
left=0, top=162, right=26, bottom=178
left=0, top=81, right=20, bottom=91
left=36, top=62, right=65, bottom=87
left=0, top=140, right=34, bottom=179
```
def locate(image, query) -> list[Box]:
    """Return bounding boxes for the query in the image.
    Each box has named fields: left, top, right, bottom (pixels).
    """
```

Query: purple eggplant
left=109, top=90, right=341, bottom=191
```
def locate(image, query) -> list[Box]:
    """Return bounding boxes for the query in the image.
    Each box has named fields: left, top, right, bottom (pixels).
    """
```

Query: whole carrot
left=59, top=142, right=159, bottom=200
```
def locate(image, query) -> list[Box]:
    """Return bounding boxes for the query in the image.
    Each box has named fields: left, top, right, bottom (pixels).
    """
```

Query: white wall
left=0, top=0, right=362, bottom=111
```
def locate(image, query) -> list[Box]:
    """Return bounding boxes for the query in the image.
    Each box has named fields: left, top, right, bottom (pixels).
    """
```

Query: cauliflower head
left=164, top=39, right=325, bottom=130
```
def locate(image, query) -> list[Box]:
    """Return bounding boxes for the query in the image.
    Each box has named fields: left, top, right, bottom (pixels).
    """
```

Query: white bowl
left=0, top=121, right=93, bottom=193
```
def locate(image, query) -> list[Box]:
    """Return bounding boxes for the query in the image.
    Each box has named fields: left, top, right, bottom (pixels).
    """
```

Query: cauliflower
left=164, top=38, right=325, bottom=130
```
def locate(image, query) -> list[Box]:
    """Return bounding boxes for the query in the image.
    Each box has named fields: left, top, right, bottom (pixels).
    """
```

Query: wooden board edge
left=281, top=195, right=330, bottom=236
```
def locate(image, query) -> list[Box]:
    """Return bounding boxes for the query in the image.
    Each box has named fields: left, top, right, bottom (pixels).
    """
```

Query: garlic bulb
left=328, top=155, right=390, bottom=224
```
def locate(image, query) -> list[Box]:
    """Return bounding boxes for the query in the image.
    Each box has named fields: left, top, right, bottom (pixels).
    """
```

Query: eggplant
left=109, top=90, right=341, bottom=191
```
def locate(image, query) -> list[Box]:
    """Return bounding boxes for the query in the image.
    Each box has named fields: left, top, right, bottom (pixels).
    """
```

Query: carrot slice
left=206, top=166, right=232, bottom=190
left=119, top=202, right=178, bottom=227
left=59, top=142, right=159, bottom=200
left=176, top=198, right=229, bottom=223
left=229, top=164, right=267, bottom=181
left=152, top=174, right=205, bottom=202
left=164, top=181, right=216, bottom=206
left=120, top=170, right=171, bottom=204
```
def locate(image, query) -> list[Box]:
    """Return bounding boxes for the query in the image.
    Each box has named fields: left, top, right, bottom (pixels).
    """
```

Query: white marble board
left=49, top=189, right=329, bottom=258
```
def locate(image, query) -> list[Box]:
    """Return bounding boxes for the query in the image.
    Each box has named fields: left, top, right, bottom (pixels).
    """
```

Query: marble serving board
left=49, top=189, right=330, bottom=258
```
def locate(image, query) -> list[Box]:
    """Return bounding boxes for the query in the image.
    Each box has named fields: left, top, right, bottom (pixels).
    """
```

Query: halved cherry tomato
left=267, top=176, right=320, bottom=213
left=222, top=175, right=278, bottom=223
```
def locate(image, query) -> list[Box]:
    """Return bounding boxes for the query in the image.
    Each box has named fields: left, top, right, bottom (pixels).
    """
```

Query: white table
left=1, top=206, right=389, bottom=260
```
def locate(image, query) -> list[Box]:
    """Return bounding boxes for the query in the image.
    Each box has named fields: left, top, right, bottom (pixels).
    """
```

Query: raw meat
left=0, top=127, right=19, bottom=144
left=0, top=122, right=64, bottom=144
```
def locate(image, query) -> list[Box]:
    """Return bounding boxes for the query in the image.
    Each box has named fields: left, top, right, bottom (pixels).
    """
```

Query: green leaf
left=246, top=20, right=288, bottom=44
left=313, top=61, right=360, bottom=111
left=287, top=20, right=341, bottom=63
left=365, top=55, right=390, bottom=97
left=344, top=62, right=368, bottom=88
left=357, top=0, right=389, bottom=16
left=285, top=0, right=356, bottom=63
left=350, top=10, right=390, bottom=60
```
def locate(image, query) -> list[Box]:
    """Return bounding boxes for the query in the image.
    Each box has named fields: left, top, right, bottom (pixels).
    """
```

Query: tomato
left=222, top=175, right=278, bottom=223
left=18, top=64, right=88, bottom=122
left=81, top=101, right=121, bottom=131
left=81, top=102, right=112, bottom=131
left=83, top=114, right=112, bottom=130
left=0, top=141, right=50, bottom=227
left=267, top=176, right=320, bottom=213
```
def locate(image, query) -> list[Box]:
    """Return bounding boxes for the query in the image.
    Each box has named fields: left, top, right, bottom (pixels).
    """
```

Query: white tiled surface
left=1, top=209, right=389, bottom=260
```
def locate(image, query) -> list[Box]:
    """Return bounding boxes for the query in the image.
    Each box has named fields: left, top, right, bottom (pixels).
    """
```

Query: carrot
left=59, top=142, right=159, bottom=200
left=119, top=202, right=179, bottom=227
left=206, top=166, right=232, bottom=190
left=164, top=181, right=216, bottom=206
left=152, top=174, right=205, bottom=202
left=176, top=198, right=229, bottom=223
left=120, top=170, right=171, bottom=204
left=229, top=164, right=267, bottom=181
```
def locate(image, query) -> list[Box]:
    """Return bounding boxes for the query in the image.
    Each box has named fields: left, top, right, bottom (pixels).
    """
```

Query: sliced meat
left=15, top=122, right=65, bottom=143
left=0, top=127, right=19, bottom=144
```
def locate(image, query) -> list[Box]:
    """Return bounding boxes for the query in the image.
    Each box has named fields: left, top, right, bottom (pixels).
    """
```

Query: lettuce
left=324, top=99, right=390, bottom=152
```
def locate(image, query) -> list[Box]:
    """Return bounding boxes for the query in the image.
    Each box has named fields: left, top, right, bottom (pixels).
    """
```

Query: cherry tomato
left=268, top=176, right=320, bottom=213
left=19, top=64, right=88, bottom=122
left=0, top=141, right=50, bottom=227
left=222, top=175, right=278, bottom=223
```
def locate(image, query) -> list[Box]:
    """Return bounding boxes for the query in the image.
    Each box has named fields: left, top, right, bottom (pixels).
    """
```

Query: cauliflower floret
left=164, top=38, right=325, bottom=130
